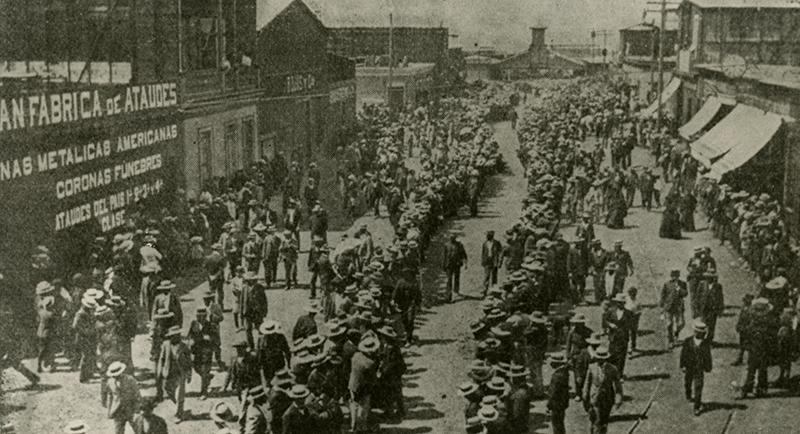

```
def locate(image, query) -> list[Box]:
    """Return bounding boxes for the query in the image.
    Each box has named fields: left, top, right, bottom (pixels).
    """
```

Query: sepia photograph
left=0, top=0, right=798, bottom=432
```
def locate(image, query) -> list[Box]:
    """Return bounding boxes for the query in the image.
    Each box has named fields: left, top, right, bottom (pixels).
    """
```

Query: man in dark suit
left=547, top=353, right=570, bottom=434
left=480, top=231, right=503, bottom=296
left=609, top=240, right=634, bottom=298
left=567, top=239, right=589, bottom=304
left=582, top=347, right=623, bottom=434
left=292, top=303, right=319, bottom=341
left=155, top=326, right=192, bottom=423
left=697, top=271, right=724, bottom=344
left=602, top=294, right=634, bottom=377
left=679, top=320, right=713, bottom=415
left=660, top=269, right=688, bottom=348
left=443, top=234, right=467, bottom=303
left=239, top=272, right=268, bottom=349
left=204, top=244, right=226, bottom=308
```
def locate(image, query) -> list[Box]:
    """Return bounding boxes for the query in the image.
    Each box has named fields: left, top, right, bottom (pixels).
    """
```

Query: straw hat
left=210, top=401, right=236, bottom=424
left=585, top=332, right=603, bottom=345
left=458, top=381, right=481, bottom=397
left=477, top=405, right=499, bottom=422
left=358, top=336, right=381, bottom=354
left=486, top=376, right=509, bottom=394
left=35, top=281, right=54, bottom=296
left=594, top=346, right=611, bottom=360
left=287, top=384, right=311, bottom=400
left=152, top=308, right=174, bottom=320
left=305, top=334, right=326, bottom=349
left=247, top=385, right=267, bottom=401
left=570, top=313, right=587, bottom=324
left=549, top=352, right=567, bottom=365
left=106, top=361, right=127, bottom=377
left=62, top=420, right=88, bottom=434
left=156, top=280, right=176, bottom=291
left=377, top=325, right=398, bottom=340
left=259, top=320, right=282, bottom=335
left=164, top=325, right=182, bottom=338
left=693, top=320, right=708, bottom=334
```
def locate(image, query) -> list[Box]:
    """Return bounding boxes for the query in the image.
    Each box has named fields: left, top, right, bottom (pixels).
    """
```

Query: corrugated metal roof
left=688, top=0, right=800, bottom=8
left=311, top=0, right=446, bottom=28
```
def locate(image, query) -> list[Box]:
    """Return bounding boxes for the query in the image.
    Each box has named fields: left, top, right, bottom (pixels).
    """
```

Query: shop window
left=198, top=128, right=213, bottom=189
left=242, top=117, right=255, bottom=165
left=224, top=121, right=239, bottom=176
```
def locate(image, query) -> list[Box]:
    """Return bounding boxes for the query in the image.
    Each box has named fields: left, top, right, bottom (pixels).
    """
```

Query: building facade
left=674, top=0, right=800, bottom=232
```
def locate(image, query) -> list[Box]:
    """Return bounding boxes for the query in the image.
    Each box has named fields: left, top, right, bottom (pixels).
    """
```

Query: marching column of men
left=23, top=86, right=506, bottom=433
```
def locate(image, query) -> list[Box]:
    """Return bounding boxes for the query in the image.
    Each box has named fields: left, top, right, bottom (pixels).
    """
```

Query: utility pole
left=177, top=0, right=183, bottom=73
left=387, top=12, right=394, bottom=108
left=656, top=0, right=666, bottom=128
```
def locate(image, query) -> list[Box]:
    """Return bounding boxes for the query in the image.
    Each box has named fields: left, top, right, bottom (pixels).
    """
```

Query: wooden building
left=674, top=0, right=800, bottom=231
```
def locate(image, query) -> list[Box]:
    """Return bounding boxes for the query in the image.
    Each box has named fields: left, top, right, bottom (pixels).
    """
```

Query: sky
left=258, top=0, right=677, bottom=53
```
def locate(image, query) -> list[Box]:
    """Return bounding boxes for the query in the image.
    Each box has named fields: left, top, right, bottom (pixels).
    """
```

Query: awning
left=690, top=104, right=772, bottom=167
left=706, top=110, right=783, bottom=180
left=678, top=96, right=734, bottom=140
left=639, top=78, right=681, bottom=118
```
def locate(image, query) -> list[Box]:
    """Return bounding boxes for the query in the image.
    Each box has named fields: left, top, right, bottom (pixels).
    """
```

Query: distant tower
left=529, top=27, right=547, bottom=52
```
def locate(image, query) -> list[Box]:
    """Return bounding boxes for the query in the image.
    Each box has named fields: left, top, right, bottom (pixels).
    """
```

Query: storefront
left=258, top=69, right=330, bottom=164
left=0, top=81, right=181, bottom=279
left=182, top=99, right=259, bottom=198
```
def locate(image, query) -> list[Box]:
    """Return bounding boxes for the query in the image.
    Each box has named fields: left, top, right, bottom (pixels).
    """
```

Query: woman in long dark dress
left=659, top=189, right=682, bottom=239
left=680, top=191, right=697, bottom=232
left=606, top=187, right=627, bottom=229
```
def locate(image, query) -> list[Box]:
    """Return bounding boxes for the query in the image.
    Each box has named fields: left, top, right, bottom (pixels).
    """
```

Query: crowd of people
left=454, top=79, right=652, bottom=434
left=451, top=75, right=800, bottom=434
left=24, top=84, right=505, bottom=434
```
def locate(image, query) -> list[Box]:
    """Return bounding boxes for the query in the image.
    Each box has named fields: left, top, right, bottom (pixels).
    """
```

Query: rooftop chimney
left=529, top=27, right=547, bottom=52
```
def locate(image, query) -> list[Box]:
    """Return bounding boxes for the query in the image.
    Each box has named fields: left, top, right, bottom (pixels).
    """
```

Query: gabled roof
left=258, top=0, right=327, bottom=31
left=309, top=0, right=446, bottom=28
left=687, top=0, right=800, bottom=8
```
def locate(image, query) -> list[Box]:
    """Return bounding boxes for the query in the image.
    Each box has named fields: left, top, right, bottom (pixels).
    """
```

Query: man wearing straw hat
left=101, top=361, right=140, bottom=434
left=737, top=297, right=779, bottom=399
left=72, top=292, right=98, bottom=382
left=547, top=352, right=570, bottom=434
left=150, top=280, right=182, bottom=329
left=507, top=363, right=532, bottom=429
left=282, top=384, right=314, bottom=434
left=582, top=346, right=623, bottom=434
left=240, top=272, right=268, bottom=349
left=155, top=325, right=192, bottom=423
left=131, top=396, right=167, bottom=434
left=349, top=335, right=380, bottom=432
left=679, top=320, right=712, bottom=415
left=458, top=381, right=483, bottom=420
left=241, top=385, right=270, bottom=434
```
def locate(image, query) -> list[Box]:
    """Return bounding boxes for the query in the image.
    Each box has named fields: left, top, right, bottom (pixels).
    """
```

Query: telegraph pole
left=387, top=12, right=394, bottom=108
left=656, top=0, right=666, bottom=128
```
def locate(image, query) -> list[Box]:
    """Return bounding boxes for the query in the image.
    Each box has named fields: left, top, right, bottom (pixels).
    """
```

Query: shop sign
left=286, top=74, right=317, bottom=94
left=0, top=83, right=180, bottom=241
left=0, top=82, right=178, bottom=134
